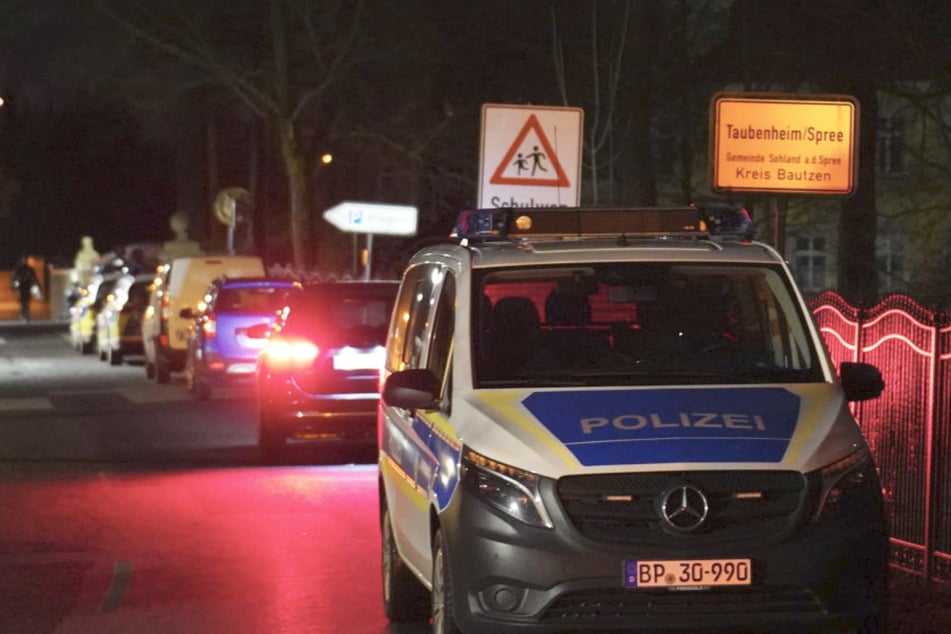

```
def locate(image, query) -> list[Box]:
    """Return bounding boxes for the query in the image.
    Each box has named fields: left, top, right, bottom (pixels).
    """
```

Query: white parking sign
left=479, top=104, right=583, bottom=209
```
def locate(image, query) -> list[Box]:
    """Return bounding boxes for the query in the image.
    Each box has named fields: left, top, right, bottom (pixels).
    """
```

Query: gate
left=809, top=291, right=951, bottom=584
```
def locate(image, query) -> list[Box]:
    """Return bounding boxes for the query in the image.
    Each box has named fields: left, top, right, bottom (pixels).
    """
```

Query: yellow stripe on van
left=477, top=390, right=580, bottom=469
left=780, top=384, right=833, bottom=465
left=381, top=454, right=429, bottom=511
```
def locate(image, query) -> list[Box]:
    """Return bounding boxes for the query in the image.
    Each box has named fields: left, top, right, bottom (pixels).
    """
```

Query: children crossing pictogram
left=489, top=114, right=571, bottom=187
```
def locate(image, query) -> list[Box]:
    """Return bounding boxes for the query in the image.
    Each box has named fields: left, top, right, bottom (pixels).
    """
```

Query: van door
left=380, top=263, right=455, bottom=580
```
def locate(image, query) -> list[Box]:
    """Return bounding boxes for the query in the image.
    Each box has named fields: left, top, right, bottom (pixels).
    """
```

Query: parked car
left=141, top=255, right=266, bottom=384
left=96, top=272, right=154, bottom=365
left=69, top=271, right=121, bottom=354
left=182, top=277, right=298, bottom=400
left=253, top=280, right=399, bottom=464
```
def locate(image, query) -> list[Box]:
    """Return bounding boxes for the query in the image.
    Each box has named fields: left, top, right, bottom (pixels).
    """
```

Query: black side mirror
left=382, top=369, right=440, bottom=410
left=840, top=362, right=884, bottom=402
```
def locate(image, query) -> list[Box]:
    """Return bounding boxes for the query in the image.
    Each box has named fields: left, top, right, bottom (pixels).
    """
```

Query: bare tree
left=83, top=0, right=370, bottom=269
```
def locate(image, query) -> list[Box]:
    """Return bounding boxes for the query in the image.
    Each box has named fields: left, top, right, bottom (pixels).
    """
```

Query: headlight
left=462, top=448, right=553, bottom=529
left=811, top=448, right=884, bottom=522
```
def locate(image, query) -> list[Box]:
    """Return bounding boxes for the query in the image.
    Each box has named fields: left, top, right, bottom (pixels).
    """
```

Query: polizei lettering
left=580, top=412, right=767, bottom=434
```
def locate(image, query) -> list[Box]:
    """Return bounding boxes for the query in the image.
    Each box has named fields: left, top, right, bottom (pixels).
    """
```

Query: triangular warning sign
left=489, top=114, right=571, bottom=187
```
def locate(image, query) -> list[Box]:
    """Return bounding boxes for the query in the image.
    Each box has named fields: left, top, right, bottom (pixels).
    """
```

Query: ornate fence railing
left=809, top=291, right=951, bottom=584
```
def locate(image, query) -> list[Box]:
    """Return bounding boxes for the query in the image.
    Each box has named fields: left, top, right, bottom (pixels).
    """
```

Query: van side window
left=387, top=265, right=437, bottom=371
left=428, top=271, right=455, bottom=399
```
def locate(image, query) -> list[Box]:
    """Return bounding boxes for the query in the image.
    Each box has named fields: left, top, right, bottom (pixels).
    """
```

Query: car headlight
left=462, top=448, right=553, bottom=529
left=811, top=448, right=884, bottom=523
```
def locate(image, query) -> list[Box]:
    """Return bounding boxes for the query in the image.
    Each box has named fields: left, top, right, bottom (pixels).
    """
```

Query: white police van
left=378, top=206, right=887, bottom=634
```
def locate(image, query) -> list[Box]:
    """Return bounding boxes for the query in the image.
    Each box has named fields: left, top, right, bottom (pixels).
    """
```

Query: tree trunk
left=837, top=81, right=879, bottom=306
left=278, top=120, right=313, bottom=269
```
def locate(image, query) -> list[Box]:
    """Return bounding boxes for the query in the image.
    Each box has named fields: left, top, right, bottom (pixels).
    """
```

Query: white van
left=142, top=255, right=265, bottom=383
left=378, top=207, right=888, bottom=634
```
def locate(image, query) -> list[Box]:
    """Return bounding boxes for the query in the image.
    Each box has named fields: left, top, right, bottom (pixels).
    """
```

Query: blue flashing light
left=693, top=202, right=755, bottom=241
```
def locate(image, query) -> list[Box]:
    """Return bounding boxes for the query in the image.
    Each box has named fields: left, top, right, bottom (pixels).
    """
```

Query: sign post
left=323, top=201, right=418, bottom=280
left=479, top=104, right=583, bottom=208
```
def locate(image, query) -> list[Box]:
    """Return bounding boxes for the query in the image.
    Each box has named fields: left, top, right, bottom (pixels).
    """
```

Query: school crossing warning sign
left=479, top=104, right=583, bottom=208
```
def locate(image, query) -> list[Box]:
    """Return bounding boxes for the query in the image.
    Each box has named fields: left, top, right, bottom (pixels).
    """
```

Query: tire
left=382, top=508, right=429, bottom=623
left=432, top=529, right=461, bottom=634
left=258, top=411, right=286, bottom=465
left=155, top=355, right=171, bottom=384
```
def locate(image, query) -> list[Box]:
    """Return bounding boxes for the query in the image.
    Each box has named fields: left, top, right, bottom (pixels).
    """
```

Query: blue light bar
left=452, top=207, right=710, bottom=241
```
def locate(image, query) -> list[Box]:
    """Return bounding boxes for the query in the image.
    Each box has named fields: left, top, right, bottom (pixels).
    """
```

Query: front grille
left=541, top=586, right=824, bottom=624
left=556, top=471, right=806, bottom=547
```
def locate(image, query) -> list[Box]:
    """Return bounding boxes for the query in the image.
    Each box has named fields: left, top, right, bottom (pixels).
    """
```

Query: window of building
left=794, top=236, right=827, bottom=293
left=877, top=116, right=905, bottom=175
left=876, top=234, right=906, bottom=292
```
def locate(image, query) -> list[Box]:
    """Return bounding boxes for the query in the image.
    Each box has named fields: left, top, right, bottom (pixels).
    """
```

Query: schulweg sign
left=479, top=104, right=583, bottom=208
left=709, top=93, right=859, bottom=196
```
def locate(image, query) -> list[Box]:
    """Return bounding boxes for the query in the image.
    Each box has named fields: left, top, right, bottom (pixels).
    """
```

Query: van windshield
left=473, top=262, right=823, bottom=387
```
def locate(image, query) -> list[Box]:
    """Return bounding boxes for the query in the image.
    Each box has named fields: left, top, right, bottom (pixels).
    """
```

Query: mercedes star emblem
left=660, top=485, right=710, bottom=533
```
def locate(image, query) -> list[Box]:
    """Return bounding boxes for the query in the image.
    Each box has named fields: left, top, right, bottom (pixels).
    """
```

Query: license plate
left=625, top=559, right=751, bottom=589
left=332, top=347, right=385, bottom=371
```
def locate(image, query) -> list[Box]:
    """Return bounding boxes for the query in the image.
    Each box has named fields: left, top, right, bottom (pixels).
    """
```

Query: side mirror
left=382, top=369, right=440, bottom=410
left=245, top=323, right=271, bottom=339
left=840, top=362, right=884, bottom=402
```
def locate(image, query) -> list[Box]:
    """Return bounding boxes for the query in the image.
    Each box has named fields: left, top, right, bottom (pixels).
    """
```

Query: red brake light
left=202, top=312, right=217, bottom=339
left=159, top=292, right=170, bottom=321
left=263, top=336, right=319, bottom=370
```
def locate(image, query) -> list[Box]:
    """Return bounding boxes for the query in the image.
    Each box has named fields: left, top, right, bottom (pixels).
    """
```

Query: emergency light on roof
left=450, top=205, right=754, bottom=242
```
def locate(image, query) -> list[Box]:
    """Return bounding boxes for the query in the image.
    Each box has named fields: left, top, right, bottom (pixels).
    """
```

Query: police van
left=378, top=206, right=887, bottom=634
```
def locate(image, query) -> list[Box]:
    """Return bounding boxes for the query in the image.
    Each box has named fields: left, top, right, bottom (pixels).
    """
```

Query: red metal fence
left=809, top=291, right=951, bottom=584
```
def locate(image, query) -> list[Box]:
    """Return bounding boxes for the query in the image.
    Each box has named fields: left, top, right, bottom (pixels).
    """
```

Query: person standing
left=11, top=256, right=40, bottom=322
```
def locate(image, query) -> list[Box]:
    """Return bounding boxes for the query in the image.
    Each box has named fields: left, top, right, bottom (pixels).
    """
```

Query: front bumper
left=439, top=477, right=887, bottom=634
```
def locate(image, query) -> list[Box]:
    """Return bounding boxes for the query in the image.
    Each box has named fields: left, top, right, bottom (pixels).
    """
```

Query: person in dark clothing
left=11, top=257, right=40, bottom=322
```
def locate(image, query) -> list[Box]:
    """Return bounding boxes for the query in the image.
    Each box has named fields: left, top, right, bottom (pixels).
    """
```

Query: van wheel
left=382, top=508, right=428, bottom=622
left=432, top=529, right=461, bottom=634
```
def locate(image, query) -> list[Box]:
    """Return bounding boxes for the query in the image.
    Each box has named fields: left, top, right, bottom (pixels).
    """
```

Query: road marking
left=99, top=560, right=132, bottom=612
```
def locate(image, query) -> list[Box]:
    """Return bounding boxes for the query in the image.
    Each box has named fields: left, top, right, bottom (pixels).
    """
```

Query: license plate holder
left=624, top=558, right=751, bottom=589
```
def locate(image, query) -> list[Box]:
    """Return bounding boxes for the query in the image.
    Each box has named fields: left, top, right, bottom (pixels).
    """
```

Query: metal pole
left=364, top=233, right=373, bottom=281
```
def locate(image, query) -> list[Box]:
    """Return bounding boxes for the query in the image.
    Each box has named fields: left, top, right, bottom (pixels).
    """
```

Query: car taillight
left=160, top=293, right=170, bottom=321
left=263, top=336, right=319, bottom=370
left=202, top=312, right=217, bottom=339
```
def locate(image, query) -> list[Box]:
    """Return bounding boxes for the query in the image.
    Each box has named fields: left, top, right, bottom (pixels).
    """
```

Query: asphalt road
left=1, top=321, right=949, bottom=633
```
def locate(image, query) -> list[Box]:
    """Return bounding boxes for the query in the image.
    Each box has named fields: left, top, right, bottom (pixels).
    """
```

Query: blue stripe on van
left=522, top=388, right=800, bottom=466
